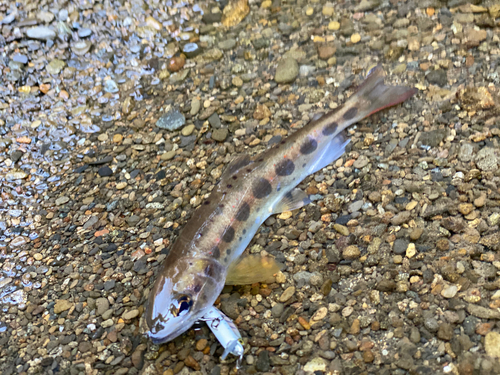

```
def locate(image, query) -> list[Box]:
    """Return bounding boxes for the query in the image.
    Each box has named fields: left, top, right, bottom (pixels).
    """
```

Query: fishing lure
left=201, top=306, right=244, bottom=368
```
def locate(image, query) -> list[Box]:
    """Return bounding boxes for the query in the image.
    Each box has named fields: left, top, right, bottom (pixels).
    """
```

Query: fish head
left=145, top=256, right=225, bottom=344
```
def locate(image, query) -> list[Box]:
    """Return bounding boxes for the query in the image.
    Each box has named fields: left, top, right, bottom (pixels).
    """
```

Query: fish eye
left=170, top=294, right=192, bottom=317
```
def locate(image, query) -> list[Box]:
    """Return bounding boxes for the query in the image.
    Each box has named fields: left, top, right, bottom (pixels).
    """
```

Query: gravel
left=1, top=0, right=500, bottom=374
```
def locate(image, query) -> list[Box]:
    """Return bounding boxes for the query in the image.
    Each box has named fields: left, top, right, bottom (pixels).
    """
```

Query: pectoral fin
left=271, top=188, right=311, bottom=214
left=226, top=255, right=283, bottom=285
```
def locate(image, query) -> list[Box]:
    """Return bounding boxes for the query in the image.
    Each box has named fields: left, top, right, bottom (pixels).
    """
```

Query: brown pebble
left=196, top=338, right=208, bottom=351
left=317, top=44, right=336, bottom=60
left=184, top=355, right=200, bottom=370
left=168, top=55, right=186, bottom=72
left=350, top=318, right=360, bottom=334
left=476, top=322, right=492, bottom=335
left=363, top=349, right=375, bottom=363
left=410, top=228, right=424, bottom=240
left=40, top=83, right=51, bottom=94
left=298, top=316, right=311, bottom=330
left=436, top=238, right=449, bottom=251
left=371, top=321, right=380, bottom=331
left=173, top=361, right=184, bottom=374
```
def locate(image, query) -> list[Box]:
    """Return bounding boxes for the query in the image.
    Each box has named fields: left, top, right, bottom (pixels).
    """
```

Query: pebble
left=54, top=300, right=72, bottom=314
left=274, top=57, right=299, bottom=84
left=212, top=128, right=228, bottom=142
left=26, top=26, right=56, bottom=40
left=122, top=309, right=139, bottom=320
left=181, top=125, right=195, bottom=136
left=156, top=110, right=186, bottom=130
left=279, top=286, right=295, bottom=302
left=485, top=332, right=500, bottom=359
left=304, top=357, right=327, bottom=372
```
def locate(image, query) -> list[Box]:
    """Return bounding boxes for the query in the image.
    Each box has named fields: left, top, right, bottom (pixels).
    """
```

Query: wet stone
left=156, top=110, right=186, bottom=131
left=426, top=70, right=447, bottom=87
left=212, top=128, right=228, bottom=142
left=26, top=26, right=56, bottom=40
left=98, top=166, right=113, bottom=177
left=275, top=57, right=299, bottom=84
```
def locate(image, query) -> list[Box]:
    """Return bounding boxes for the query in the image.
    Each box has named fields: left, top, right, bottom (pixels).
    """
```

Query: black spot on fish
left=236, top=202, right=250, bottom=221
left=302, top=163, right=306, bottom=168
left=252, top=178, right=272, bottom=199
left=204, top=201, right=210, bottom=205
left=224, top=256, right=228, bottom=263
left=227, top=184, right=232, bottom=188
left=227, top=249, right=231, bottom=255
left=322, top=121, right=338, bottom=136
left=300, top=138, right=317, bottom=155
left=242, top=229, right=247, bottom=234
left=246, top=168, right=252, bottom=173
left=222, top=226, right=235, bottom=242
left=275, top=159, right=295, bottom=176
left=239, top=237, right=242, bottom=241
left=343, top=107, right=358, bottom=120
left=232, top=175, right=237, bottom=180
left=212, top=247, right=220, bottom=259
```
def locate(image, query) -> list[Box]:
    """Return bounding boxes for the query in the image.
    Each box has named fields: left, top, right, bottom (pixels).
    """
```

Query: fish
left=144, top=66, right=417, bottom=344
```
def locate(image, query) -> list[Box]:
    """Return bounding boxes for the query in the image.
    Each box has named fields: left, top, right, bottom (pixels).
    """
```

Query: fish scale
left=144, top=66, right=417, bottom=344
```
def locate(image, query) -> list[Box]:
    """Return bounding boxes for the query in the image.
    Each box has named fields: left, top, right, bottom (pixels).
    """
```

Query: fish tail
left=344, top=65, right=418, bottom=120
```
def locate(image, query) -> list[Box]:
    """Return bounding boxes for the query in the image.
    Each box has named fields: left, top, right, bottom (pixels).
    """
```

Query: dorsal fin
left=220, top=154, right=253, bottom=181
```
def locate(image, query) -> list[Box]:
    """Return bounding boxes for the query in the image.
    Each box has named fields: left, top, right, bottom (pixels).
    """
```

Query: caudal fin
left=345, top=65, right=417, bottom=119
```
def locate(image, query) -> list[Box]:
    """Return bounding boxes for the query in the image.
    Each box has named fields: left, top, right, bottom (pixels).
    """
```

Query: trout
left=144, top=66, right=417, bottom=344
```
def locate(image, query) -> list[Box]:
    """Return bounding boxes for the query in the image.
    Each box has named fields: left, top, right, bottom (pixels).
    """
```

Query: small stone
left=196, top=339, right=208, bottom=351
left=485, top=332, right=500, bottom=359
left=96, top=298, right=109, bottom=316
left=26, top=26, right=56, bottom=40
left=279, top=286, right=295, bottom=302
left=253, top=104, right=271, bottom=120
left=437, top=323, right=453, bottom=341
left=328, top=21, right=340, bottom=31
left=72, top=41, right=92, bottom=56
left=181, top=124, right=195, bottom=136
left=343, top=245, right=360, bottom=260
left=350, top=33, right=361, bottom=44
left=441, top=284, right=458, bottom=299
left=116, top=182, right=127, bottom=190
left=426, top=70, right=447, bottom=87
left=212, top=128, right=228, bottom=142
left=54, top=300, right=72, bottom=314
left=458, top=203, right=474, bottom=215
left=322, top=4, right=334, bottom=16
left=98, top=166, right=113, bottom=177
left=304, top=357, right=327, bottom=372
left=122, top=309, right=139, bottom=320
left=275, top=57, right=299, bottom=84
left=333, top=223, right=349, bottom=236
left=190, top=98, right=201, bottom=115
left=47, top=59, right=66, bottom=75
left=391, top=211, right=411, bottom=225
left=156, top=110, right=186, bottom=131
left=475, top=147, right=498, bottom=171
left=184, top=355, right=200, bottom=370
left=56, top=196, right=70, bottom=205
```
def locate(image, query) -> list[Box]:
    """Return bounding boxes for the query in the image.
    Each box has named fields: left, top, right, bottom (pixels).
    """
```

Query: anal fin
left=226, top=255, right=283, bottom=285
left=271, top=188, right=311, bottom=214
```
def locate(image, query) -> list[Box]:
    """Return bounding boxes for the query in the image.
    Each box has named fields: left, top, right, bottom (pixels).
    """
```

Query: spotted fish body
left=145, top=66, right=417, bottom=344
